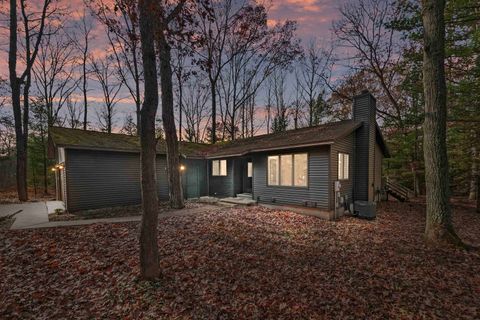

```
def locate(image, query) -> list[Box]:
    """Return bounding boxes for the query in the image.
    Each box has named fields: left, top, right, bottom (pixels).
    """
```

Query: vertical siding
left=182, top=159, right=208, bottom=198
left=208, top=158, right=234, bottom=197
left=66, top=149, right=142, bottom=212
left=252, top=147, right=330, bottom=209
left=374, top=142, right=383, bottom=200
left=155, top=156, right=169, bottom=200
left=329, top=133, right=355, bottom=210
left=353, top=92, right=376, bottom=202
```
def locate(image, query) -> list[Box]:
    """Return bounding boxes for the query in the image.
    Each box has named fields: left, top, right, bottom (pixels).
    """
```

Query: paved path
left=0, top=201, right=65, bottom=229
left=4, top=204, right=219, bottom=230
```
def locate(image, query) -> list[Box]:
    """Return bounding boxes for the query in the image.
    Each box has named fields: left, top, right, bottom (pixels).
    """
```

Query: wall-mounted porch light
left=180, top=164, right=186, bottom=172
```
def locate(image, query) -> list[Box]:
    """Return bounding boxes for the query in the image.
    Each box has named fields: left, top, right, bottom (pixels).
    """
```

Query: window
left=338, top=153, right=349, bottom=180
left=294, top=153, right=308, bottom=186
left=247, top=162, right=253, bottom=178
left=268, top=156, right=279, bottom=185
left=268, top=153, right=308, bottom=187
left=212, top=159, right=227, bottom=176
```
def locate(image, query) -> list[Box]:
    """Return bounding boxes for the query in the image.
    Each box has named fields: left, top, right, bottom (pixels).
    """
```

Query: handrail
left=385, top=178, right=410, bottom=200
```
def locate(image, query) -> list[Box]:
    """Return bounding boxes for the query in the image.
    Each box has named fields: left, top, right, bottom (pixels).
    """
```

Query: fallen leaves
left=0, top=199, right=479, bottom=319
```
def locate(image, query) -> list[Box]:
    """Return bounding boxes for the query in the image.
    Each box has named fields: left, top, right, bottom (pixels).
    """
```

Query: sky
left=0, top=0, right=345, bottom=133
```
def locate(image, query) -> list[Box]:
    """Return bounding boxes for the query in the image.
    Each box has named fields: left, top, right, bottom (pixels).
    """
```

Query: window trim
left=267, top=153, right=309, bottom=188
left=337, top=152, right=350, bottom=181
left=212, top=159, right=228, bottom=176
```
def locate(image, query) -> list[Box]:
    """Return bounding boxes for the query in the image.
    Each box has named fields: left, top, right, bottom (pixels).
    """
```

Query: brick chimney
left=353, top=90, right=376, bottom=202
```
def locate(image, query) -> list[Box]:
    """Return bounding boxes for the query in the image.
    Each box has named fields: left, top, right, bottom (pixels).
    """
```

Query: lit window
left=268, top=156, right=279, bottom=185
left=338, top=153, right=349, bottom=180
left=294, top=154, right=308, bottom=186
left=280, top=155, right=293, bottom=186
left=212, top=159, right=227, bottom=176
left=247, top=162, right=253, bottom=178
left=268, top=153, right=308, bottom=187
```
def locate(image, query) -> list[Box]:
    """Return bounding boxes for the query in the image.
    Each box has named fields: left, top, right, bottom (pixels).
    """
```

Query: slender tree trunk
left=210, top=79, right=217, bottom=143
left=421, top=0, right=462, bottom=246
left=158, top=32, right=184, bottom=209
left=178, top=81, right=183, bottom=141
left=468, top=143, right=477, bottom=200
left=83, top=50, right=88, bottom=130
left=138, top=0, right=160, bottom=281
left=476, top=175, right=480, bottom=214
left=41, top=129, right=48, bottom=195
left=9, top=0, right=28, bottom=202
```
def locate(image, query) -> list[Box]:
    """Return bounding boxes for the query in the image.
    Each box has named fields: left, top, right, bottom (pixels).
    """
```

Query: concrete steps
left=236, top=193, right=253, bottom=200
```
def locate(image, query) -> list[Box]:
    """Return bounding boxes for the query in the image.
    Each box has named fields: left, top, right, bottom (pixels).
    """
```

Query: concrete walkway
left=0, top=201, right=65, bottom=229
left=6, top=204, right=218, bottom=230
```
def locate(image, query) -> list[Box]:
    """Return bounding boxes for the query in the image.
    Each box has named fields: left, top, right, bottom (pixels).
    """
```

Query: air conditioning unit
left=354, top=201, right=376, bottom=220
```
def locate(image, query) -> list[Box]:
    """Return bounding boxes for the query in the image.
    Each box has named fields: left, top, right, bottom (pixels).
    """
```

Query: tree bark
left=9, top=0, right=28, bottom=202
left=158, top=32, right=184, bottom=209
left=138, top=0, right=160, bottom=281
left=468, top=143, right=477, bottom=200
left=210, top=80, right=217, bottom=143
left=421, top=0, right=462, bottom=246
left=476, top=175, right=480, bottom=214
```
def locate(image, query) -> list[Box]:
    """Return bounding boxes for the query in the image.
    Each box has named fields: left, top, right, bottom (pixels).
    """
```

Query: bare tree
left=333, top=0, right=405, bottom=128
left=90, top=54, right=124, bottom=133
left=270, top=69, right=289, bottom=132
left=66, top=98, right=83, bottom=129
left=8, top=0, right=57, bottom=201
left=183, top=76, right=209, bottom=142
left=138, top=0, right=160, bottom=281
left=71, top=8, right=94, bottom=130
left=93, top=0, right=143, bottom=133
left=298, top=41, right=331, bottom=126
left=421, top=0, right=462, bottom=246
left=33, top=27, right=79, bottom=128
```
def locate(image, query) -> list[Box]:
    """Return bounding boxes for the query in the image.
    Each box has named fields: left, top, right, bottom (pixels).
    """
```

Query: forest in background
left=0, top=0, right=478, bottom=200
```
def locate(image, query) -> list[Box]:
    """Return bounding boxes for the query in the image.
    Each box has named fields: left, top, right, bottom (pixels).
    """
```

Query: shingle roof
left=205, top=120, right=362, bottom=158
left=49, top=120, right=377, bottom=159
left=48, top=127, right=211, bottom=157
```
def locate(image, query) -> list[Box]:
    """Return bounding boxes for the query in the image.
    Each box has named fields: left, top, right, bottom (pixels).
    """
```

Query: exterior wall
left=65, top=149, right=142, bottom=212
left=181, top=159, right=208, bottom=199
left=374, top=142, right=383, bottom=200
left=353, top=92, right=376, bottom=202
left=329, top=133, right=355, bottom=210
left=251, top=146, right=330, bottom=209
left=208, top=158, right=235, bottom=197
left=64, top=149, right=206, bottom=211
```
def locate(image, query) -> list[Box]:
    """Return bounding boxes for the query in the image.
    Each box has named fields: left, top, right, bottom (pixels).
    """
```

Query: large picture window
left=268, top=153, right=308, bottom=187
left=338, top=153, right=349, bottom=180
left=212, top=159, right=227, bottom=176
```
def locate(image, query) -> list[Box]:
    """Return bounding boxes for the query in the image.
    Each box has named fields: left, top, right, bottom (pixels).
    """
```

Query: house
left=48, top=91, right=389, bottom=218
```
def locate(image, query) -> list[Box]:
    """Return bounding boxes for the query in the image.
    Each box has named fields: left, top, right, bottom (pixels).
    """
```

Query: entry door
left=186, top=165, right=200, bottom=198
left=244, top=161, right=253, bottom=193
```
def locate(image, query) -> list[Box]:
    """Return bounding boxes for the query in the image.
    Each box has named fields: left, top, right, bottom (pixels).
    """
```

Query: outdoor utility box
left=354, top=201, right=376, bottom=219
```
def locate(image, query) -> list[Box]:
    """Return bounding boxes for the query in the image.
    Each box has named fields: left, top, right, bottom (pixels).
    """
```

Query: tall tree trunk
left=9, top=0, right=28, bottom=202
left=210, top=79, right=217, bottom=143
left=468, top=142, right=477, bottom=200
left=138, top=0, right=160, bottom=281
left=83, top=50, right=88, bottom=130
left=421, top=0, right=462, bottom=246
left=158, top=33, right=184, bottom=209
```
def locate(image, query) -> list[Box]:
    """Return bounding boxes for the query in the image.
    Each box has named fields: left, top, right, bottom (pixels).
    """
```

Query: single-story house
left=48, top=91, right=389, bottom=217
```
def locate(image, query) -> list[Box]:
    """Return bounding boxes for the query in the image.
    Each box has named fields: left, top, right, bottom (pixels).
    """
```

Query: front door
left=244, top=161, right=253, bottom=193
left=185, top=165, right=200, bottom=199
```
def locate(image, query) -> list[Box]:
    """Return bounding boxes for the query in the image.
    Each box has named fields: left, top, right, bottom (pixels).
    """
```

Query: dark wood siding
left=329, top=133, right=355, bottom=209
left=65, top=149, right=142, bottom=212
left=353, top=92, right=376, bottom=202
left=65, top=149, right=206, bottom=211
left=251, top=146, right=330, bottom=209
left=208, top=158, right=235, bottom=197
left=182, top=159, right=208, bottom=198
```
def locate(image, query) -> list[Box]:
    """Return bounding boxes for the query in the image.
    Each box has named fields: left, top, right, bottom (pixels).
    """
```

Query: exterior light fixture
left=180, top=165, right=186, bottom=171
left=51, top=167, right=57, bottom=172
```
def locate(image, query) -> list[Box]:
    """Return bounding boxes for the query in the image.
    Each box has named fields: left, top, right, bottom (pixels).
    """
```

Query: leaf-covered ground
left=1, top=200, right=479, bottom=319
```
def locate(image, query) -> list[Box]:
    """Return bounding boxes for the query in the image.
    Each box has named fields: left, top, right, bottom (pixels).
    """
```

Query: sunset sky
left=0, top=0, right=346, bottom=132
